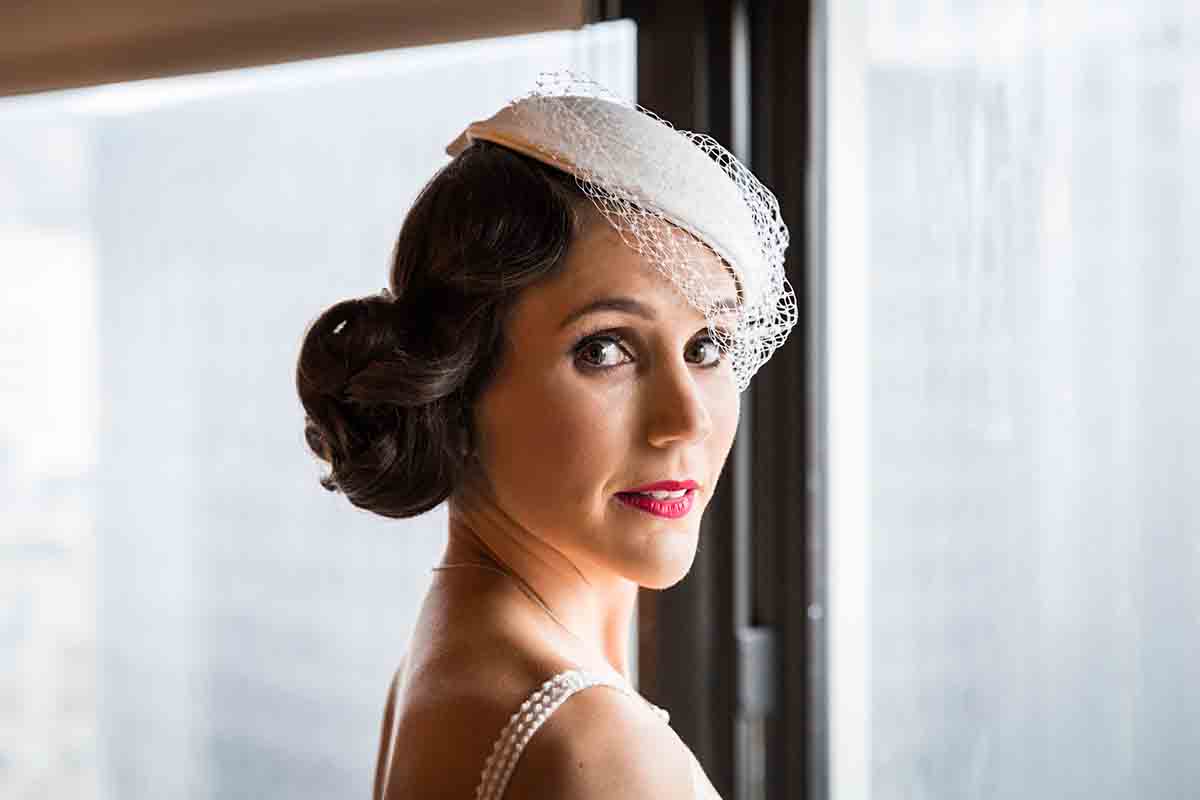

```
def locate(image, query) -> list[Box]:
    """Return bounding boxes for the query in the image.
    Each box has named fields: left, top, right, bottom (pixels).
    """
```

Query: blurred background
left=2, top=2, right=1197, bottom=800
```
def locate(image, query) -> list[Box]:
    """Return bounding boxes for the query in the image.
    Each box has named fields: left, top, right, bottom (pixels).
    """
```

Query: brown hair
left=295, top=141, right=588, bottom=518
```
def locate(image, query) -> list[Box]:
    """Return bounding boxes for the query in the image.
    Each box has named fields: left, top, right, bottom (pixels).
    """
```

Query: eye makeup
left=570, top=324, right=729, bottom=372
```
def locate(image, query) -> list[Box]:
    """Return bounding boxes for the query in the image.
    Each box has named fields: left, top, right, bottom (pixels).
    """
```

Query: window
left=0, top=21, right=635, bottom=799
left=827, top=4, right=1199, bottom=798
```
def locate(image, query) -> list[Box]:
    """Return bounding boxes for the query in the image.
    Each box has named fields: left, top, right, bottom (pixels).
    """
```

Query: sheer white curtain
left=828, top=3, right=1199, bottom=798
left=0, top=22, right=635, bottom=800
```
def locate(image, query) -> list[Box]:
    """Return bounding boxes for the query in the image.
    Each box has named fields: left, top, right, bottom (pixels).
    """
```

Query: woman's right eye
left=575, top=335, right=632, bottom=370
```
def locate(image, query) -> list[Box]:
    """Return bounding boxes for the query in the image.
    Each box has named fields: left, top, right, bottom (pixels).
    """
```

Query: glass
left=0, top=21, right=636, bottom=800
left=827, top=3, right=1200, bottom=799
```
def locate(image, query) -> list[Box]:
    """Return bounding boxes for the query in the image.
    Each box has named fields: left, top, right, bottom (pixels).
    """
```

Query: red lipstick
left=614, top=480, right=699, bottom=519
left=615, top=491, right=695, bottom=518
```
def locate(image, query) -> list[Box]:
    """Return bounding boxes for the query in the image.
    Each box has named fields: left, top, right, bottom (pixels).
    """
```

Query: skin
left=377, top=207, right=740, bottom=798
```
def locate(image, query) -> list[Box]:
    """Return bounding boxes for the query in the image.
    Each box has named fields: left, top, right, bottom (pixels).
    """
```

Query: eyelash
left=572, top=326, right=727, bottom=372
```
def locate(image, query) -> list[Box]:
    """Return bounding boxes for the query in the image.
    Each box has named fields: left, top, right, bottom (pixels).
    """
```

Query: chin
left=629, top=539, right=699, bottom=590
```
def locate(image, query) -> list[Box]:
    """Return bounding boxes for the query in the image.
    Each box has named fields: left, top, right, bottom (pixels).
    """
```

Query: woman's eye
left=686, top=336, right=723, bottom=367
left=576, top=337, right=630, bottom=369
left=573, top=331, right=725, bottom=371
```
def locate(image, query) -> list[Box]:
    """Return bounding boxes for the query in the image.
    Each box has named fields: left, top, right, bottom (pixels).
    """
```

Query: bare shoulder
left=376, top=579, right=693, bottom=798
left=504, top=683, right=696, bottom=800
left=375, top=637, right=580, bottom=799
left=376, top=650, right=539, bottom=799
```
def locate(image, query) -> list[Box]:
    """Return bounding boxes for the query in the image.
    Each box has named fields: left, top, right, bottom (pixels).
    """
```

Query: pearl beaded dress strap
left=473, top=667, right=681, bottom=800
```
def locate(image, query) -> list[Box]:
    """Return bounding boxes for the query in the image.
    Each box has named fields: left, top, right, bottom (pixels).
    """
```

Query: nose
left=645, top=357, right=714, bottom=448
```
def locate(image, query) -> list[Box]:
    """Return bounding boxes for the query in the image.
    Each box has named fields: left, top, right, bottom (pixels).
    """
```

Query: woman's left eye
left=685, top=336, right=723, bottom=367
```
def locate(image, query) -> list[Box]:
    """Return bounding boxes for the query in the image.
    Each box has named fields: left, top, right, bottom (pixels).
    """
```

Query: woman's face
left=467, top=209, right=741, bottom=590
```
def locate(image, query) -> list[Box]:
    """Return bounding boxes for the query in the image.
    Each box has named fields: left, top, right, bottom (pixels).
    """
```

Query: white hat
left=444, top=71, right=796, bottom=391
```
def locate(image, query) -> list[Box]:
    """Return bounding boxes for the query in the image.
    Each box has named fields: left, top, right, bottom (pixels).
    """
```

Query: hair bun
left=299, top=292, right=400, bottom=396
left=295, top=288, right=474, bottom=517
left=294, top=142, right=587, bottom=518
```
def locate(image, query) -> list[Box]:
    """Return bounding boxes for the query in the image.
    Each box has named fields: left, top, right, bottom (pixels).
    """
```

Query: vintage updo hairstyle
left=295, top=141, right=589, bottom=518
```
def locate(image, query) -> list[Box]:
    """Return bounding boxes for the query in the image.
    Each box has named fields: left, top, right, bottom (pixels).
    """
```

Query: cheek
left=479, top=374, right=626, bottom=513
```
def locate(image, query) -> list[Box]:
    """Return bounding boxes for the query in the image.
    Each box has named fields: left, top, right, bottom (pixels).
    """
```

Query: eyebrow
left=558, top=295, right=740, bottom=330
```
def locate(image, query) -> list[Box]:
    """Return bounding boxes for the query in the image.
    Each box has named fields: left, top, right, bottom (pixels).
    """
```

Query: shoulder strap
left=473, top=668, right=635, bottom=800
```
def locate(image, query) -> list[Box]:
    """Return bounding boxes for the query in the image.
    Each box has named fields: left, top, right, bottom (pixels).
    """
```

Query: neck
left=441, top=488, right=638, bottom=681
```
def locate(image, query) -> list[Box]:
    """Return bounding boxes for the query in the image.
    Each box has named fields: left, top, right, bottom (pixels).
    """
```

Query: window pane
left=827, top=4, right=1199, bottom=799
left=0, top=21, right=636, bottom=800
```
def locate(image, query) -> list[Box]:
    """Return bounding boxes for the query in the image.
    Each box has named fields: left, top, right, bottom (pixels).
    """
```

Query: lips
left=614, top=479, right=699, bottom=520
left=615, top=489, right=696, bottom=519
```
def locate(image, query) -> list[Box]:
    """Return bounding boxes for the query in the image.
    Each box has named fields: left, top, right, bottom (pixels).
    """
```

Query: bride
left=295, top=74, right=794, bottom=799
